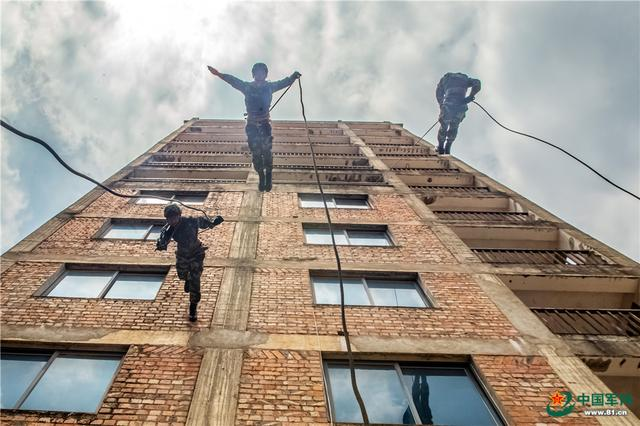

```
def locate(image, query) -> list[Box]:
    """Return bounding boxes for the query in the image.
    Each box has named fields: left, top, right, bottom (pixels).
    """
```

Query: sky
left=1, top=1, right=639, bottom=260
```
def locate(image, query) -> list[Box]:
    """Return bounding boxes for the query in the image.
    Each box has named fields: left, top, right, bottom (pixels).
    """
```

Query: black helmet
left=252, top=62, right=268, bottom=76
left=164, top=203, right=182, bottom=218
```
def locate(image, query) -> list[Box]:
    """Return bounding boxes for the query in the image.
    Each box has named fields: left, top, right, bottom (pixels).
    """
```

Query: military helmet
left=252, top=62, right=268, bottom=76
left=164, top=203, right=182, bottom=218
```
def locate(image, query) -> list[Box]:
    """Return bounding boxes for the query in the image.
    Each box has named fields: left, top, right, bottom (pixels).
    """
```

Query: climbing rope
left=471, top=101, right=639, bottom=201
left=0, top=119, right=218, bottom=221
left=296, top=78, right=371, bottom=424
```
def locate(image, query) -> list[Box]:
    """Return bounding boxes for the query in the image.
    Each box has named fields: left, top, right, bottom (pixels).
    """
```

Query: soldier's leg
left=444, top=121, right=460, bottom=154
left=262, top=123, right=274, bottom=191
left=188, top=259, right=203, bottom=321
left=246, top=124, right=266, bottom=190
left=437, top=118, right=447, bottom=155
left=175, top=259, right=190, bottom=293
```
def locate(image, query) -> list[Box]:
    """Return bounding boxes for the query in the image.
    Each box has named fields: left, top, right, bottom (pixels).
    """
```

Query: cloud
left=1, top=1, right=638, bottom=260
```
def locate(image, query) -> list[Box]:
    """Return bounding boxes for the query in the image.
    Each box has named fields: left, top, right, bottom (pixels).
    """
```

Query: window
left=44, top=270, right=164, bottom=300
left=1, top=351, right=122, bottom=413
left=303, top=226, right=391, bottom=246
left=299, top=194, right=370, bottom=209
left=324, top=361, right=503, bottom=425
left=312, top=277, right=429, bottom=307
left=102, top=223, right=164, bottom=240
left=135, top=191, right=207, bottom=205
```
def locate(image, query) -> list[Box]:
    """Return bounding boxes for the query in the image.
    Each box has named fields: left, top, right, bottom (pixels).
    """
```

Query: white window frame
left=298, top=193, right=370, bottom=209
left=1, top=350, right=124, bottom=413
left=322, top=360, right=505, bottom=425
left=303, top=226, right=392, bottom=247
left=101, top=222, right=164, bottom=240
left=311, top=276, right=430, bottom=307
left=43, top=270, right=165, bottom=300
left=135, top=190, right=207, bottom=205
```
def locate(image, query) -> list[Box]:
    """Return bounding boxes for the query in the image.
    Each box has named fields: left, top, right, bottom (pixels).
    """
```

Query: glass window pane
left=135, top=194, right=170, bottom=204
left=299, top=194, right=336, bottom=208
left=335, top=197, right=369, bottom=209
left=327, top=363, right=414, bottom=424
left=313, top=278, right=370, bottom=305
left=1, top=354, right=49, bottom=409
left=104, top=274, right=164, bottom=300
left=367, top=280, right=427, bottom=307
left=47, top=271, right=114, bottom=298
left=401, top=367, right=501, bottom=425
left=304, top=228, right=348, bottom=245
left=21, top=355, right=121, bottom=413
left=146, top=225, right=164, bottom=241
left=347, top=230, right=390, bottom=246
left=103, top=224, right=149, bottom=239
left=173, top=194, right=206, bottom=204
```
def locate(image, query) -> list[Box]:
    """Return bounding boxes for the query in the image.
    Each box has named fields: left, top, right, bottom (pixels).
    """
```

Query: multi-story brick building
left=1, top=118, right=638, bottom=425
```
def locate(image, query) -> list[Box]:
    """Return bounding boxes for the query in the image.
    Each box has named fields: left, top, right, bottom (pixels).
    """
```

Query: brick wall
left=1, top=262, right=223, bottom=330
left=0, top=345, right=202, bottom=425
left=248, top=269, right=519, bottom=339
left=474, top=355, right=600, bottom=425
left=257, top=222, right=457, bottom=264
left=236, top=349, right=328, bottom=424
left=32, top=217, right=235, bottom=259
left=83, top=189, right=244, bottom=218
left=262, top=193, right=422, bottom=223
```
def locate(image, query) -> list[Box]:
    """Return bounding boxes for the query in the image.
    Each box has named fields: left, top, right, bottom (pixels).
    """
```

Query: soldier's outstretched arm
left=468, top=78, right=481, bottom=97
left=270, top=71, right=301, bottom=92
left=155, top=224, right=174, bottom=251
left=208, top=66, right=248, bottom=93
left=198, top=215, right=224, bottom=229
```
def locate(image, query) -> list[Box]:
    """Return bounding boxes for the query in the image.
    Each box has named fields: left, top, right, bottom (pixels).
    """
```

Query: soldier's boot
left=189, top=302, right=198, bottom=322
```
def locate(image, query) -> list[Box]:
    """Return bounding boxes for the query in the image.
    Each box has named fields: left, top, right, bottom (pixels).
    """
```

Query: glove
left=156, top=239, right=168, bottom=251
left=464, top=95, right=475, bottom=103
left=292, top=71, right=301, bottom=79
left=212, top=215, right=224, bottom=226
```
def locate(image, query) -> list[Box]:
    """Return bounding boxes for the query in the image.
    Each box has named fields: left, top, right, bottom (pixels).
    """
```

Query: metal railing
left=434, top=211, right=532, bottom=222
left=532, top=308, right=640, bottom=336
left=409, top=185, right=491, bottom=193
left=472, top=249, right=611, bottom=265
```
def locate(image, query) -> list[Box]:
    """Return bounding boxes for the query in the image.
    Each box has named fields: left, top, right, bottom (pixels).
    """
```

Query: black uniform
left=156, top=216, right=223, bottom=310
left=436, top=72, right=481, bottom=154
left=219, top=73, right=297, bottom=190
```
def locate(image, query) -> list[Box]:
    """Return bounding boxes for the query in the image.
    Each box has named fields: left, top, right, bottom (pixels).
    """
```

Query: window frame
left=133, top=190, right=208, bottom=205
left=100, top=222, right=164, bottom=241
left=40, top=269, right=165, bottom=300
left=1, top=349, right=124, bottom=414
left=298, top=193, right=370, bottom=210
left=322, top=360, right=505, bottom=425
left=311, top=276, right=431, bottom=308
left=303, top=224, right=393, bottom=247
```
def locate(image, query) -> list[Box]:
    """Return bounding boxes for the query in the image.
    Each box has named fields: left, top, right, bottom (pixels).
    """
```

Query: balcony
left=472, top=249, right=611, bottom=265
left=410, top=185, right=493, bottom=194
left=162, top=142, right=361, bottom=155
left=531, top=308, right=640, bottom=336
left=434, top=211, right=533, bottom=223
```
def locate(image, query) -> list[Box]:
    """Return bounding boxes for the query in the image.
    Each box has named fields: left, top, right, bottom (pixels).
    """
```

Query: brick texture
left=32, top=217, right=234, bottom=259
left=257, top=222, right=457, bottom=264
left=475, top=355, right=600, bottom=425
left=262, top=193, right=422, bottom=223
left=83, top=189, right=243, bottom=218
left=0, top=345, right=202, bottom=425
left=248, top=269, right=519, bottom=339
left=236, top=349, right=328, bottom=425
left=1, top=262, right=223, bottom=330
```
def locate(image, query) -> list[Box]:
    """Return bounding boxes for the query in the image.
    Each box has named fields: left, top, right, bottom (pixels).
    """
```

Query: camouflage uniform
left=436, top=72, right=481, bottom=154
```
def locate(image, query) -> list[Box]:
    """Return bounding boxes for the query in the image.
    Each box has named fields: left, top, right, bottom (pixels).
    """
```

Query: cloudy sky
left=1, top=1, right=638, bottom=260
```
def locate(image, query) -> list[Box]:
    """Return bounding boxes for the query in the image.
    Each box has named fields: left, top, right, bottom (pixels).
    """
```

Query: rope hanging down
left=0, top=119, right=218, bottom=220
left=296, top=78, right=371, bottom=424
left=471, top=101, right=640, bottom=201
